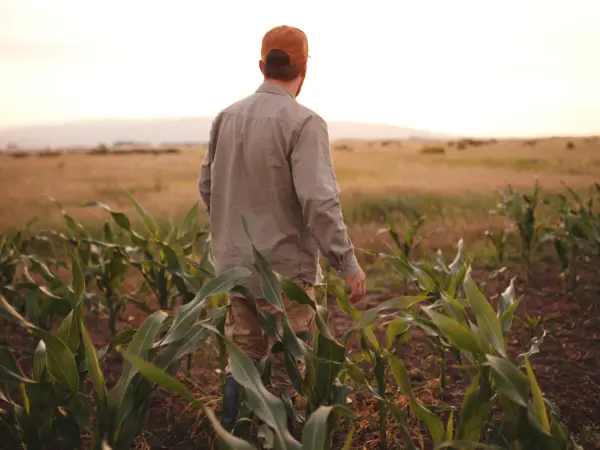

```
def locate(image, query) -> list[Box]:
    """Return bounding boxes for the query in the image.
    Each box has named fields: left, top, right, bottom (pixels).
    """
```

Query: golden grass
left=0, top=137, right=598, bottom=234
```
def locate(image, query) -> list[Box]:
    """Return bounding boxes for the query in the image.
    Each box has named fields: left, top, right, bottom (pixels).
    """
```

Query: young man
left=198, top=25, right=366, bottom=433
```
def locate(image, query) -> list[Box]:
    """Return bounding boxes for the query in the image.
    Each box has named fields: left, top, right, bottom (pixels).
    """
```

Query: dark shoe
left=221, top=374, right=240, bottom=434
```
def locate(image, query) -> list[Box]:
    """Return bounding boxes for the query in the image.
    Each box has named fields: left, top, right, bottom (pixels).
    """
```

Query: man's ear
left=259, top=60, right=265, bottom=75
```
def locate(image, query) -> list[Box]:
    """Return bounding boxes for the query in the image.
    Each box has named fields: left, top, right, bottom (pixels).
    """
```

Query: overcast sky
left=1, top=0, right=599, bottom=137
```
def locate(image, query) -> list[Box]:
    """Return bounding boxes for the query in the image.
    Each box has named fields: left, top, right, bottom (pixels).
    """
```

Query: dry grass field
left=1, top=136, right=598, bottom=238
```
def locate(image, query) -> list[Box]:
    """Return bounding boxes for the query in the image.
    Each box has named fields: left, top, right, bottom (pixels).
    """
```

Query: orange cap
left=261, top=25, right=308, bottom=66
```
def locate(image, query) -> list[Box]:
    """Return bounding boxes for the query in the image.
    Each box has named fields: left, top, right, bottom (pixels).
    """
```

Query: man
left=198, top=25, right=366, bottom=433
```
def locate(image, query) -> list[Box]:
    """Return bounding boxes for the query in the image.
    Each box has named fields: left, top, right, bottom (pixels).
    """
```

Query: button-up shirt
left=199, top=81, right=359, bottom=298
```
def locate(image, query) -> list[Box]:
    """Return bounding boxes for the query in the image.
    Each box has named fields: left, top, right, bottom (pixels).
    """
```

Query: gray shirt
left=199, top=81, right=359, bottom=298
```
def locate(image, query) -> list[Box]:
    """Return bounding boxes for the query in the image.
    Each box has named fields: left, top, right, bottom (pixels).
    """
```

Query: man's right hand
left=346, top=266, right=367, bottom=304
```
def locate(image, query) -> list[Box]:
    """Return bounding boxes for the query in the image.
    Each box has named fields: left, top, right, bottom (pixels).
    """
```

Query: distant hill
left=0, top=117, right=447, bottom=149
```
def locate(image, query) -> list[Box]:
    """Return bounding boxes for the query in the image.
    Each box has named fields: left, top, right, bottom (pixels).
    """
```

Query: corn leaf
left=160, top=266, right=251, bottom=346
left=108, top=310, right=168, bottom=430
left=0, top=295, right=33, bottom=327
left=445, top=410, right=454, bottom=441
left=463, top=272, right=506, bottom=357
left=125, top=353, right=256, bottom=450
left=127, top=192, right=161, bottom=238
left=250, top=254, right=284, bottom=313
left=36, top=329, right=79, bottom=393
left=227, top=340, right=301, bottom=450
left=0, top=346, right=36, bottom=384
left=389, top=354, right=445, bottom=445
left=55, top=310, right=80, bottom=353
left=524, top=356, right=551, bottom=434
left=485, top=355, right=528, bottom=407
left=341, top=424, right=355, bottom=450
left=424, top=309, right=482, bottom=355
left=355, top=296, right=427, bottom=330
left=385, top=318, right=410, bottom=350
left=68, top=249, right=86, bottom=308
left=177, top=202, right=199, bottom=240
left=80, top=318, right=107, bottom=405
left=302, top=405, right=354, bottom=450
left=387, top=402, right=418, bottom=450
left=457, top=373, right=493, bottom=442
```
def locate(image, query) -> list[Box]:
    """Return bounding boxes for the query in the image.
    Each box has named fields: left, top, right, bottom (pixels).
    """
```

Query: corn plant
left=0, top=229, right=29, bottom=295
left=401, top=269, right=574, bottom=449
left=84, top=195, right=209, bottom=311
left=547, top=183, right=600, bottom=294
left=130, top=329, right=355, bottom=450
left=496, top=178, right=545, bottom=279
left=0, top=246, right=251, bottom=449
left=338, top=292, right=425, bottom=449
left=485, top=228, right=508, bottom=267
left=124, top=231, right=360, bottom=449
left=381, top=213, right=426, bottom=260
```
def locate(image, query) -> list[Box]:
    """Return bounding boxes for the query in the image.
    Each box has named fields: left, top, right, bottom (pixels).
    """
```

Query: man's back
left=199, top=81, right=359, bottom=298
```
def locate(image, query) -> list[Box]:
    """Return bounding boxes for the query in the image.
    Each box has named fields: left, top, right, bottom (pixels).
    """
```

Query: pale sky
left=1, top=0, right=599, bottom=137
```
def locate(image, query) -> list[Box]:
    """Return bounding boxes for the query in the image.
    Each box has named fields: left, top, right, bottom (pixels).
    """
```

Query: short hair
left=261, top=49, right=305, bottom=82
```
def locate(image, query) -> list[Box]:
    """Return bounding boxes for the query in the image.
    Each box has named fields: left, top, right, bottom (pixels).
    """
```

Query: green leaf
left=125, top=353, right=256, bottom=450
left=387, top=402, right=418, bottom=450
left=108, top=310, right=168, bottom=428
left=241, top=219, right=285, bottom=312
left=69, top=250, right=86, bottom=308
left=329, top=283, right=361, bottom=322
left=128, top=192, right=161, bottom=238
left=302, top=405, right=354, bottom=450
left=457, top=373, right=493, bottom=442
left=80, top=318, right=107, bottom=406
left=161, top=267, right=251, bottom=346
left=385, top=318, right=410, bottom=350
left=177, top=203, right=199, bottom=240
left=445, top=410, right=454, bottom=441
left=341, top=424, right=355, bottom=450
left=124, top=353, right=196, bottom=402
left=227, top=340, right=301, bottom=450
left=55, top=310, right=80, bottom=353
left=36, top=329, right=79, bottom=393
left=82, top=201, right=133, bottom=231
left=524, top=355, right=551, bottom=434
left=463, top=271, right=506, bottom=357
left=205, top=409, right=258, bottom=450
left=423, top=309, right=482, bottom=355
left=0, top=295, right=33, bottom=327
left=0, top=346, right=36, bottom=384
left=485, top=355, right=528, bottom=407
left=355, top=296, right=426, bottom=330
left=388, top=354, right=445, bottom=445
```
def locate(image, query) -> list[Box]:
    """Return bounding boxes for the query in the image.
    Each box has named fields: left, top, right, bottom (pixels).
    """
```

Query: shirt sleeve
left=198, top=115, right=220, bottom=214
left=290, top=114, right=360, bottom=279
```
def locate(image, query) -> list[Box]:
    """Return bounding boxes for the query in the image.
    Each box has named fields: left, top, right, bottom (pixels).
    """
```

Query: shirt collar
left=255, top=81, right=296, bottom=100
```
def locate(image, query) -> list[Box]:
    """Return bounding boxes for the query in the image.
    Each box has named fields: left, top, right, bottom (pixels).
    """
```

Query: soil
left=3, top=257, right=600, bottom=449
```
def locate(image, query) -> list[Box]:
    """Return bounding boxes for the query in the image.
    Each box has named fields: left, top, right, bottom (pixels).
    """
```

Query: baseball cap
left=261, top=25, right=309, bottom=67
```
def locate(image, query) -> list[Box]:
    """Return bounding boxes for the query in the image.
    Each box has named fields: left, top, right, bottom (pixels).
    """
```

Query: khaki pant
left=224, top=284, right=316, bottom=393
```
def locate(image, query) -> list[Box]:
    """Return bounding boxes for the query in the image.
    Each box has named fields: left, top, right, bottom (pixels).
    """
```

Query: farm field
left=1, top=136, right=600, bottom=449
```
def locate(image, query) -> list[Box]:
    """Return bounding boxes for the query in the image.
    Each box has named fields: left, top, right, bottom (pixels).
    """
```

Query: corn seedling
left=496, top=178, right=544, bottom=279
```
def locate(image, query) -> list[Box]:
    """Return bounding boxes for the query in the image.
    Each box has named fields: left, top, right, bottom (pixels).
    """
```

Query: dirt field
left=5, top=257, right=600, bottom=449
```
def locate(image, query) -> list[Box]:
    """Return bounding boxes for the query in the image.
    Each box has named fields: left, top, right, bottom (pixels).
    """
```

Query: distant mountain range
left=0, top=117, right=448, bottom=149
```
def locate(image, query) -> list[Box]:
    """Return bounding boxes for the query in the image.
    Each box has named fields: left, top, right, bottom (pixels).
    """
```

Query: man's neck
left=263, top=78, right=298, bottom=98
